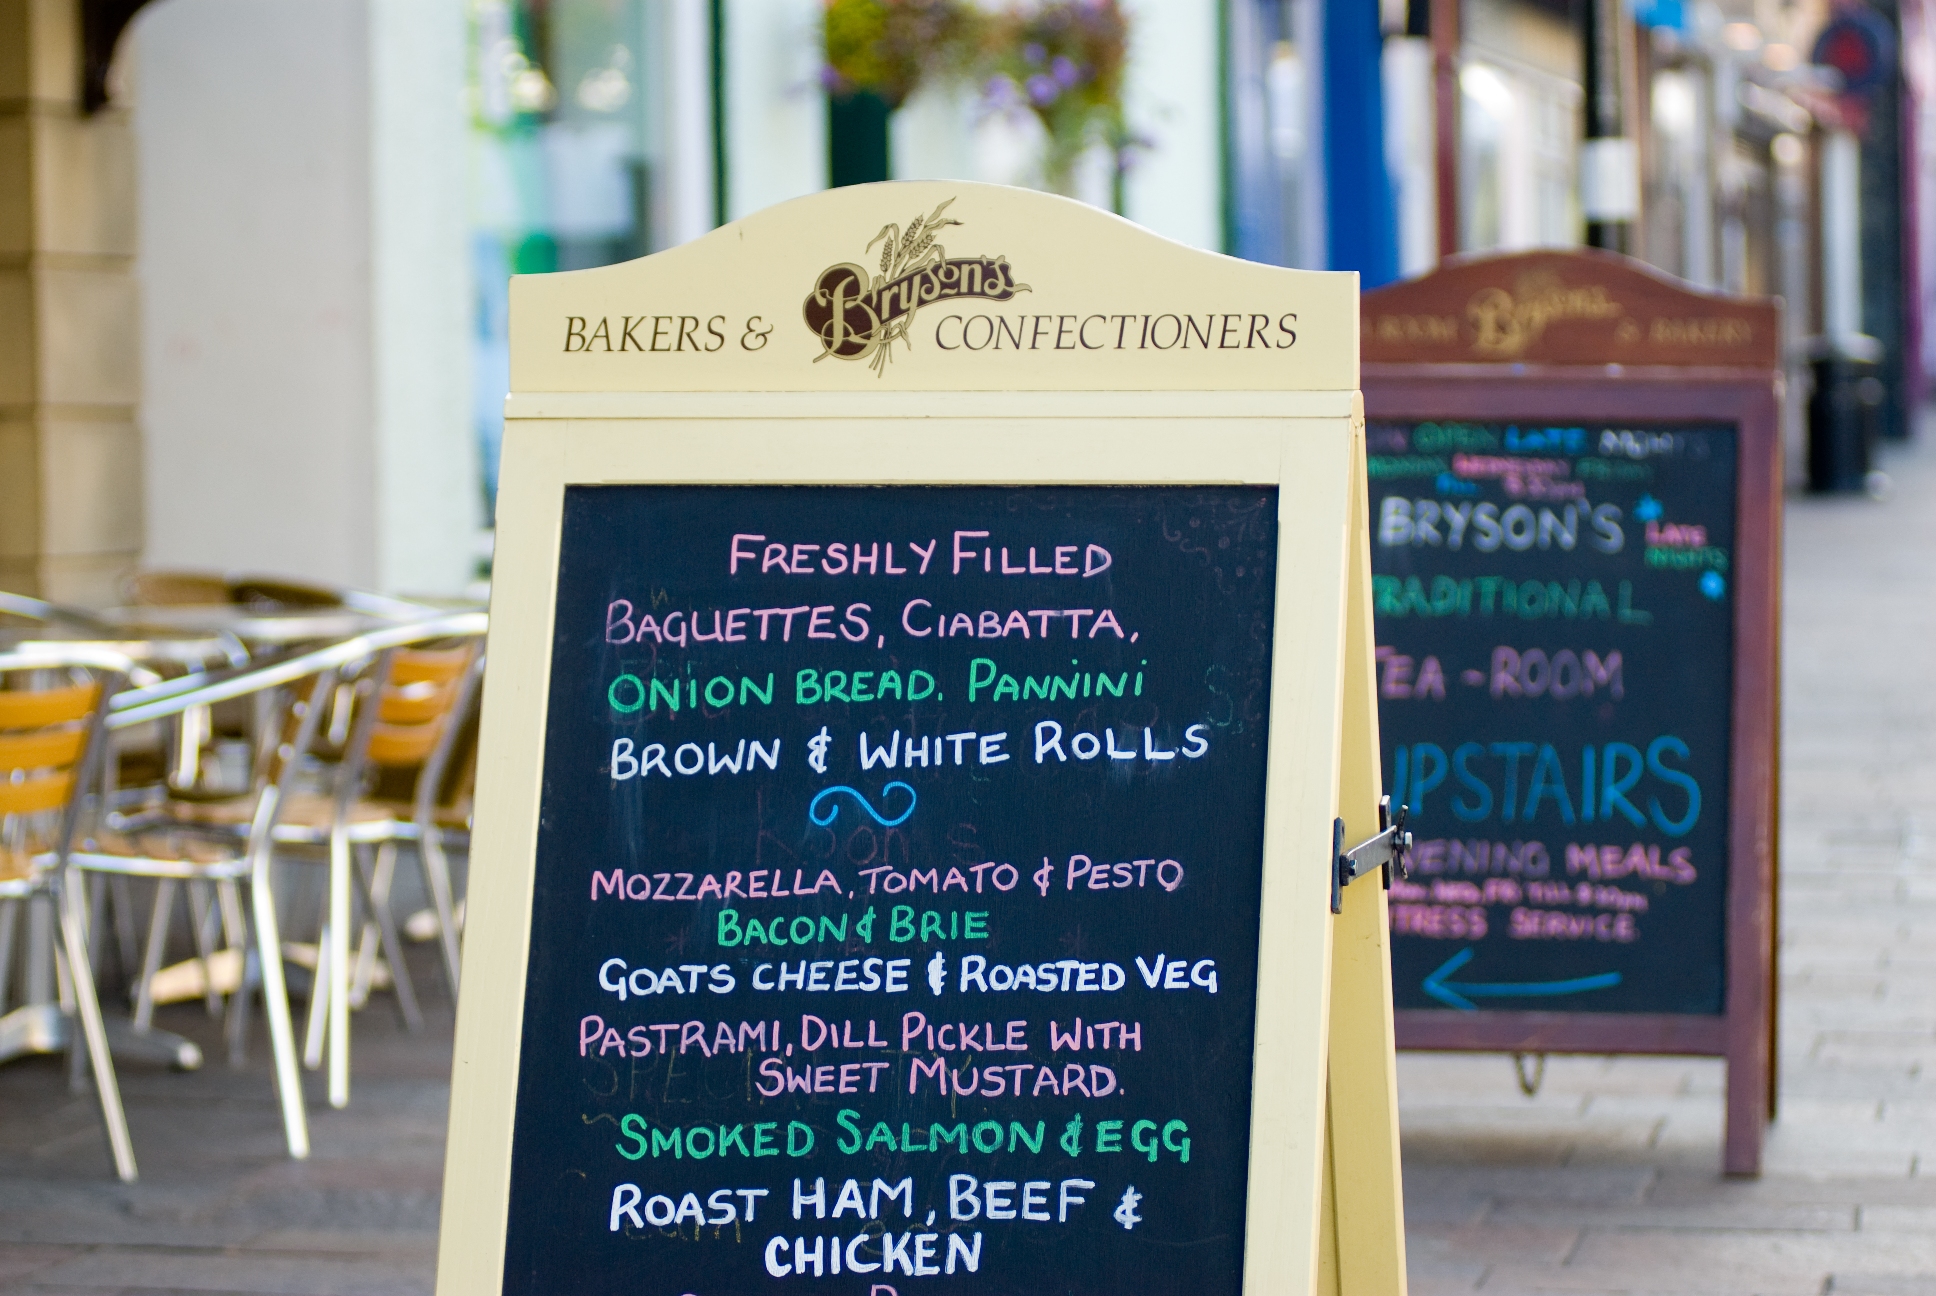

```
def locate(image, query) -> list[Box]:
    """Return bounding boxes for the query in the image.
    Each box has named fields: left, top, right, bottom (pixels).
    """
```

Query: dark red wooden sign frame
left=1361, top=249, right=1782, bottom=1175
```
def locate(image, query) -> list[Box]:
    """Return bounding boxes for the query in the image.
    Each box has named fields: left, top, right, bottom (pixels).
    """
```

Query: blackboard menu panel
left=1370, top=422, right=1736, bottom=1017
left=502, top=485, right=1281, bottom=1295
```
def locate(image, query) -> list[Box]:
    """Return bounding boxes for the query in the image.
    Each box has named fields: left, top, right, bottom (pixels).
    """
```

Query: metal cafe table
left=93, top=604, right=394, bottom=649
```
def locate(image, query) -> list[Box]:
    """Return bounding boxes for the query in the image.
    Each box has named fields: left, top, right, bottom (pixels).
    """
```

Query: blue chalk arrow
left=1422, top=947, right=1622, bottom=1012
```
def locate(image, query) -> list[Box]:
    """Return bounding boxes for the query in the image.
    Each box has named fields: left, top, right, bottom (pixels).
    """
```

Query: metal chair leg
left=218, top=879, right=250, bottom=1065
left=86, top=875, right=110, bottom=982
left=0, top=897, right=19, bottom=1014
left=57, top=873, right=136, bottom=1182
left=216, top=880, right=246, bottom=949
left=132, top=878, right=175, bottom=1031
left=224, top=942, right=253, bottom=1067
left=51, top=905, right=75, bottom=1015
left=349, top=849, right=379, bottom=1012
left=248, top=853, right=309, bottom=1160
left=108, top=876, right=140, bottom=983
left=302, top=928, right=329, bottom=1071
left=419, top=832, right=462, bottom=995
left=354, top=843, right=421, bottom=1032
left=185, top=879, right=222, bottom=1017
left=57, top=938, right=85, bottom=1094
left=327, top=827, right=351, bottom=1109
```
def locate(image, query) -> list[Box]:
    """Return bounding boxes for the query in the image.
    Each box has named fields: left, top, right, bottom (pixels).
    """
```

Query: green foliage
left=821, top=0, right=1134, bottom=191
left=982, top=1, right=1132, bottom=190
left=823, top=0, right=978, bottom=108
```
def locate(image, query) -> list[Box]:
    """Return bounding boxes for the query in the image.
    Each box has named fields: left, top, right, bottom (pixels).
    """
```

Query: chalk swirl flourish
left=808, top=782, right=917, bottom=828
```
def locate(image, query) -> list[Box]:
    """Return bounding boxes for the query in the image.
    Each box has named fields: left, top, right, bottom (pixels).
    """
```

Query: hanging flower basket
left=980, top=0, right=1132, bottom=193
left=823, top=0, right=976, bottom=108
left=821, top=0, right=1135, bottom=197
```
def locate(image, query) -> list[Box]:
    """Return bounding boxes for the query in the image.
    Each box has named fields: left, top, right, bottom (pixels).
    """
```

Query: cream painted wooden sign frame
left=437, top=181, right=1405, bottom=1296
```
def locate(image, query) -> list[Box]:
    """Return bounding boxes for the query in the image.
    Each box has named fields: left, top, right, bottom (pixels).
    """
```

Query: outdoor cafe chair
left=0, top=591, right=257, bottom=996
left=0, top=647, right=139, bottom=1180
left=74, top=667, right=332, bottom=1163
left=273, top=636, right=481, bottom=1108
left=309, top=642, right=479, bottom=992
left=112, top=617, right=485, bottom=1110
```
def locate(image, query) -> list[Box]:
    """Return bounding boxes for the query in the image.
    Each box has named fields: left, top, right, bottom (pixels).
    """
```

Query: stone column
left=133, top=0, right=477, bottom=599
left=0, top=0, right=143, bottom=602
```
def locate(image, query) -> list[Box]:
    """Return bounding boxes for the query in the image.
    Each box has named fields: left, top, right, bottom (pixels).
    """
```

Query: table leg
left=0, top=1003, right=202, bottom=1070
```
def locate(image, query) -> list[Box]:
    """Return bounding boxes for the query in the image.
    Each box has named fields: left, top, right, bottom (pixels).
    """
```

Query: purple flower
left=1026, top=73, right=1060, bottom=105
left=982, top=74, right=1020, bottom=108
left=1051, top=55, right=1082, bottom=86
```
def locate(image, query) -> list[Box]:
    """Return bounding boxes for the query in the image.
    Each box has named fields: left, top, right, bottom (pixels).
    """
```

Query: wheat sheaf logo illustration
left=802, top=198, right=1031, bottom=373
left=1465, top=271, right=1626, bottom=359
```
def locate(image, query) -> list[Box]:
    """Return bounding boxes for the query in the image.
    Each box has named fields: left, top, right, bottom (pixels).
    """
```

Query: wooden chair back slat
left=367, top=724, right=441, bottom=767
left=0, top=772, right=71, bottom=816
left=0, top=663, right=115, bottom=835
left=389, top=648, right=472, bottom=685
left=359, top=644, right=479, bottom=773
left=377, top=687, right=449, bottom=726
left=0, top=728, right=86, bottom=772
left=0, top=683, right=98, bottom=730
left=0, top=674, right=96, bottom=821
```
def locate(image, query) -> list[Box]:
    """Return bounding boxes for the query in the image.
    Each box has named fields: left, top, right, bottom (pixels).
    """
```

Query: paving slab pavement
left=1, top=438, right=1934, bottom=1294
left=0, top=989, right=448, bottom=1295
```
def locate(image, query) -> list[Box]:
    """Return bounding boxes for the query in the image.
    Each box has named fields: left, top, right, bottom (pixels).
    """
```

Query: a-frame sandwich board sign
left=1361, top=250, right=1781, bottom=1175
left=436, top=179, right=1408, bottom=1296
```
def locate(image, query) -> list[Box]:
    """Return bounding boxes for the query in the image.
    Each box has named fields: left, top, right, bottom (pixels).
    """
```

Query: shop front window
left=468, top=0, right=667, bottom=516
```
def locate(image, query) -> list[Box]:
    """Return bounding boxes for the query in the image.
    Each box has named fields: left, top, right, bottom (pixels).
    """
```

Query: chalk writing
left=501, top=486, right=1280, bottom=1293
left=1370, top=422, right=1735, bottom=1016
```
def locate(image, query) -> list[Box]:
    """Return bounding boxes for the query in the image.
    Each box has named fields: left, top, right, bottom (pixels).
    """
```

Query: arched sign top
left=1361, top=248, right=1780, bottom=371
left=510, top=180, right=1357, bottom=394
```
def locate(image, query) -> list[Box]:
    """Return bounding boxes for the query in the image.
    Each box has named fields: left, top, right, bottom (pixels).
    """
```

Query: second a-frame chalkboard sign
left=1361, top=249, right=1782, bottom=1176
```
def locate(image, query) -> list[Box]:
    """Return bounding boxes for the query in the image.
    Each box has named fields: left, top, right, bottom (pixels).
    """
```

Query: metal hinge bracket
left=1331, top=795, right=1412, bottom=914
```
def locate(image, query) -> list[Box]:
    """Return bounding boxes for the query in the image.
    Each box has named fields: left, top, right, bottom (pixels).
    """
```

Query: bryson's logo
left=1466, top=272, right=1625, bottom=359
left=802, top=198, right=1029, bottom=373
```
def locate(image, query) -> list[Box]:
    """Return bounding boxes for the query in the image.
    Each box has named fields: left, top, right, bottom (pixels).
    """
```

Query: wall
left=370, top=0, right=478, bottom=592
left=1121, top=0, right=1221, bottom=251
left=662, top=0, right=716, bottom=246
left=0, top=0, right=144, bottom=603
left=133, top=0, right=475, bottom=598
left=723, top=0, right=825, bottom=222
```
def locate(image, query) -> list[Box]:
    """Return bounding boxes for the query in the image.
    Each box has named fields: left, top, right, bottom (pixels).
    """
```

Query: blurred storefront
left=465, top=1, right=670, bottom=509
left=7, top=0, right=1932, bottom=602
left=1224, top=0, right=1927, bottom=480
left=456, top=0, right=1929, bottom=494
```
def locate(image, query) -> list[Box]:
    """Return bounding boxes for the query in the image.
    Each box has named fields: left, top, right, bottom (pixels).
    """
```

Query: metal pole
left=1430, top=0, right=1461, bottom=259
left=1582, top=0, right=1637, bottom=250
left=1821, top=129, right=1864, bottom=341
